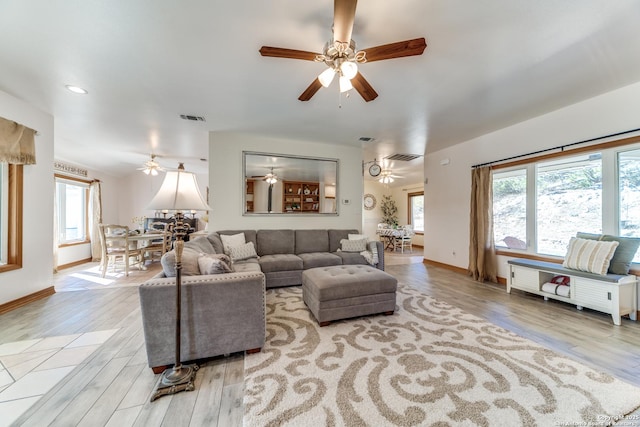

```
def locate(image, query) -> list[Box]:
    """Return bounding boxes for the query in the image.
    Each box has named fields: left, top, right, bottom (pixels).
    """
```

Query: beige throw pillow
left=562, top=237, right=619, bottom=276
left=340, top=238, right=368, bottom=253
left=220, top=233, right=246, bottom=255
left=228, top=241, right=259, bottom=262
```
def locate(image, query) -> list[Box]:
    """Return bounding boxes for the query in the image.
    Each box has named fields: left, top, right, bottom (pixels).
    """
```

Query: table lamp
left=146, top=163, right=210, bottom=401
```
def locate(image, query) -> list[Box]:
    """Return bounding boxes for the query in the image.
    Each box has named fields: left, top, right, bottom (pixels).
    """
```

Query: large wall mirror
left=243, top=151, right=338, bottom=215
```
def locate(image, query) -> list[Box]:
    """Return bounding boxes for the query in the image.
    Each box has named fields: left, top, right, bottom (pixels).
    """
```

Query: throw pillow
left=600, top=235, right=640, bottom=275
left=220, top=233, right=245, bottom=255
left=228, top=241, right=259, bottom=262
left=340, top=238, right=368, bottom=253
left=368, top=241, right=379, bottom=265
left=198, top=253, right=234, bottom=275
left=562, top=237, right=619, bottom=276
left=160, top=247, right=201, bottom=277
left=348, top=233, right=367, bottom=241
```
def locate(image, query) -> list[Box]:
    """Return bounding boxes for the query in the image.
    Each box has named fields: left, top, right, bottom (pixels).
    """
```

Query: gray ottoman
left=302, top=265, right=398, bottom=326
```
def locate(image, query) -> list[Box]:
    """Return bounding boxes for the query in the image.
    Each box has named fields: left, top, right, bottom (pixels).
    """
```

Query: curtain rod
left=471, top=126, right=640, bottom=169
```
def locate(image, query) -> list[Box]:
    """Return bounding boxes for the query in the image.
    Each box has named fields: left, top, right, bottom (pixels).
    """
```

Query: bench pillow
left=562, top=237, right=619, bottom=276
left=600, top=235, right=640, bottom=275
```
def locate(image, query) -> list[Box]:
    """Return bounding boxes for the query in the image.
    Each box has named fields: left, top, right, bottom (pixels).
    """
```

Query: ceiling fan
left=137, top=154, right=165, bottom=176
left=378, top=169, right=402, bottom=184
left=250, top=167, right=279, bottom=184
left=259, top=0, right=427, bottom=102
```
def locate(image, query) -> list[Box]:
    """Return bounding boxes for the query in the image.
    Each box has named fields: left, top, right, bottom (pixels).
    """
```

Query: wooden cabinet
left=508, top=259, right=637, bottom=326
left=283, top=181, right=320, bottom=213
left=245, top=179, right=254, bottom=212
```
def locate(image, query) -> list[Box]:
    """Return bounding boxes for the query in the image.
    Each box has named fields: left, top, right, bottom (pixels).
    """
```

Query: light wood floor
left=3, top=255, right=640, bottom=426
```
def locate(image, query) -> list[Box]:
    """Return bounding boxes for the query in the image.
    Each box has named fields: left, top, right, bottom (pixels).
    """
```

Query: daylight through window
left=56, top=176, right=90, bottom=245
left=408, top=192, right=424, bottom=233
left=492, top=141, right=640, bottom=265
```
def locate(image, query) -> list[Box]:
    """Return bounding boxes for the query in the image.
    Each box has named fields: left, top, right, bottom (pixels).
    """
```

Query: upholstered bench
left=302, top=265, right=398, bottom=326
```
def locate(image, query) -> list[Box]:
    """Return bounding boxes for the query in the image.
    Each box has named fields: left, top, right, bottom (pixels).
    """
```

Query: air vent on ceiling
left=180, top=114, right=206, bottom=122
left=385, top=153, right=422, bottom=162
left=359, top=137, right=375, bottom=142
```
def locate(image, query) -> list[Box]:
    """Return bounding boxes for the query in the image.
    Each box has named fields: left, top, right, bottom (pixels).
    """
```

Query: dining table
left=376, top=228, right=406, bottom=251
left=105, top=230, right=171, bottom=268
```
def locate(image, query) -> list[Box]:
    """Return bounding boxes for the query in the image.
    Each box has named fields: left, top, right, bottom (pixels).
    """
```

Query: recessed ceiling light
left=65, top=85, right=88, bottom=94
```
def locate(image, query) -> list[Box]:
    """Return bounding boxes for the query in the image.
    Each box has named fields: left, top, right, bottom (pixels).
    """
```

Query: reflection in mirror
left=243, top=152, right=338, bottom=215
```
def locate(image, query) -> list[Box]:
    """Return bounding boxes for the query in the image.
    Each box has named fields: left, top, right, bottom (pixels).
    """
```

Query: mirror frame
left=242, top=151, right=339, bottom=216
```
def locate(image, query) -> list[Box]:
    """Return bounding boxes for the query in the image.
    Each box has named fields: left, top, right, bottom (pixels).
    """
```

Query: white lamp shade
left=147, top=167, right=210, bottom=211
left=318, top=68, right=336, bottom=87
left=340, top=61, right=358, bottom=79
left=339, top=75, right=353, bottom=93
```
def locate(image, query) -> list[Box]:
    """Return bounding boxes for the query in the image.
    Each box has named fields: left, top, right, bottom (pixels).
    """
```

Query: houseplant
left=380, top=195, right=398, bottom=227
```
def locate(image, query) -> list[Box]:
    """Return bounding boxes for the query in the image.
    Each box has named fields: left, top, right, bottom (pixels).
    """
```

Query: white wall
left=0, top=90, right=54, bottom=304
left=208, top=132, right=362, bottom=231
left=363, top=181, right=425, bottom=247
left=117, top=169, right=209, bottom=232
left=424, top=80, right=640, bottom=281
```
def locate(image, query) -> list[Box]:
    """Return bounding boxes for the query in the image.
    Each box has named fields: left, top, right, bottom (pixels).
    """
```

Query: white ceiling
left=2, top=0, right=640, bottom=186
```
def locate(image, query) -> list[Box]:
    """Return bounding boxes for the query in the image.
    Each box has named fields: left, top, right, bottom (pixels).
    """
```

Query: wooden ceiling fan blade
left=259, top=46, right=318, bottom=61
left=333, top=0, right=358, bottom=43
left=362, top=38, right=427, bottom=62
left=298, top=78, right=323, bottom=101
left=351, top=72, right=378, bottom=102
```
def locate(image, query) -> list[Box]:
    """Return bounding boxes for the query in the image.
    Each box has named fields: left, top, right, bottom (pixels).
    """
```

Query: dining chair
left=98, top=224, right=143, bottom=277
left=142, top=221, right=172, bottom=264
left=393, top=225, right=414, bottom=253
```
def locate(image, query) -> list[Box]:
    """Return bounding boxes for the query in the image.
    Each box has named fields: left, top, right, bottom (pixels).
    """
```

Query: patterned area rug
left=243, top=284, right=640, bottom=426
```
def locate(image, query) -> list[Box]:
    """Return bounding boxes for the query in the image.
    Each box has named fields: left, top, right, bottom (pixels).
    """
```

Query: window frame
left=492, top=134, right=640, bottom=272
left=0, top=164, right=23, bottom=273
left=55, top=174, right=91, bottom=247
left=407, top=191, right=424, bottom=235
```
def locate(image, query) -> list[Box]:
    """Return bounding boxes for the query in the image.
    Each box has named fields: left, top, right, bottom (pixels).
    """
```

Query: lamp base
left=150, top=363, right=198, bottom=402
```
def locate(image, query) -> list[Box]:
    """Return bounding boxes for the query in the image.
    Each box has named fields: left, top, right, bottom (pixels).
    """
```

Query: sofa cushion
left=257, top=229, right=295, bottom=256
left=161, top=247, right=201, bottom=277
left=185, top=235, right=216, bottom=254
left=206, top=232, right=225, bottom=254
left=233, top=258, right=262, bottom=273
left=333, top=251, right=369, bottom=266
left=258, top=254, right=303, bottom=273
left=295, top=230, right=329, bottom=254
left=328, top=229, right=360, bottom=252
left=298, top=252, right=342, bottom=269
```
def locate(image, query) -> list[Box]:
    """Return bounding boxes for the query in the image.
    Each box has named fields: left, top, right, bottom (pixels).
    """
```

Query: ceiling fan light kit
left=259, top=0, right=426, bottom=102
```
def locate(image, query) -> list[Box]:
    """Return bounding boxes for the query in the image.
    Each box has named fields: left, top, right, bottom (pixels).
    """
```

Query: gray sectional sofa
left=138, top=228, right=384, bottom=372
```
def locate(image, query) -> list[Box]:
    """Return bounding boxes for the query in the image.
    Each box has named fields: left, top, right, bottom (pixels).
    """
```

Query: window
left=618, top=148, right=640, bottom=263
left=493, top=168, right=527, bottom=249
left=408, top=191, right=424, bottom=233
left=0, top=163, right=23, bottom=272
left=492, top=139, right=640, bottom=267
left=536, top=154, right=602, bottom=256
left=55, top=176, right=89, bottom=245
left=0, top=163, right=7, bottom=264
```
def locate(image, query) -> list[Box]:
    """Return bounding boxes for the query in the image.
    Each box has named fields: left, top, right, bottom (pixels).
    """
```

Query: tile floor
left=0, top=329, right=118, bottom=427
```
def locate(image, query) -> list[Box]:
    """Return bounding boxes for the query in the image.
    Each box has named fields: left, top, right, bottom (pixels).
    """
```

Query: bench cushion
left=508, top=259, right=628, bottom=282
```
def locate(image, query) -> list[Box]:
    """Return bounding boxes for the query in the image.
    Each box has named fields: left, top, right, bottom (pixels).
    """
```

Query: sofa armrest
left=375, top=241, right=385, bottom=271
left=139, top=271, right=266, bottom=369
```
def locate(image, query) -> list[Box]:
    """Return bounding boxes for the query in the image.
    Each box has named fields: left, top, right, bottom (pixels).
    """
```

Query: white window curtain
left=90, top=181, right=103, bottom=261
left=0, top=117, right=36, bottom=164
